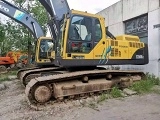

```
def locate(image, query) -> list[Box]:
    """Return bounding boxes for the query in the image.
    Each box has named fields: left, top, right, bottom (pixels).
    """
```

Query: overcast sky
left=67, top=0, right=120, bottom=14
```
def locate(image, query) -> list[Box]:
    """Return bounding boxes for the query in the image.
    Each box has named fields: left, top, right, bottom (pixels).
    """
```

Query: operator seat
left=85, top=33, right=91, bottom=41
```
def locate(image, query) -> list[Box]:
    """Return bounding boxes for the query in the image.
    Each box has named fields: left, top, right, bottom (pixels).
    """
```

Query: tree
left=1, top=0, right=48, bottom=63
left=0, top=23, right=6, bottom=55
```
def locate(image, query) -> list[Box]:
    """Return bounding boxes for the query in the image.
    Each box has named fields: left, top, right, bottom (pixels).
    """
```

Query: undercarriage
left=17, top=67, right=144, bottom=110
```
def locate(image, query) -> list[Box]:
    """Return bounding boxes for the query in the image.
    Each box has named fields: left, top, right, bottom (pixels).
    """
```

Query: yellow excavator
left=3, top=0, right=149, bottom=109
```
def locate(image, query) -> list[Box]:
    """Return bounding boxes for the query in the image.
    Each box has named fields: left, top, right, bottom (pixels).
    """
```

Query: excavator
left=3, top=0, right=149, bottom=109
left=0, top=51, right=27, bottom=73
left=0, top=0, right=58, bottom=82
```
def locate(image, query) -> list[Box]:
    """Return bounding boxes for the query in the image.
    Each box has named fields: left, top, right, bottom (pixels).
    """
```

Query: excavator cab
left=35, top=37, right=55, bottom=65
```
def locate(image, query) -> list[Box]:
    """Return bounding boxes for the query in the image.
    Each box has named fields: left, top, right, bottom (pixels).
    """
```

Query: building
left=97, top=0, right=160, bottom=77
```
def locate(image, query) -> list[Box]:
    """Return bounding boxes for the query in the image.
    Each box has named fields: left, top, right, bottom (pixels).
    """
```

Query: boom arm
left=38, top=0, right=70, bottom=39
left=39, top=0, right=70, bottom=20
left=0, top=0, right=44, bottom=39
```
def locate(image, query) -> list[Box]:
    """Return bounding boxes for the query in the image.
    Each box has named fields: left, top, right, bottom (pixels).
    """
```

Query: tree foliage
left=0, top=0, right=48, bottom=56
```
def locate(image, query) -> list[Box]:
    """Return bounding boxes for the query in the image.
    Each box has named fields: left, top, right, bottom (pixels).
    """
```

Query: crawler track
left=17, top=67, right=39, bottom=79
left=25, top=69, right=144, bottom=110
left=18, top=67, right=65, bottom=86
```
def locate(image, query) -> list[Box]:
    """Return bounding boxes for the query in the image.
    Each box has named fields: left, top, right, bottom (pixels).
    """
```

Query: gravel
left=0, top=79, right=160, bottom=120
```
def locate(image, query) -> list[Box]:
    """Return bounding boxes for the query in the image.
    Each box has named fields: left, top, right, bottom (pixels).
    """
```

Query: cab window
left=39, top=39, right=54, bottom=59
left=95, top=19, right=102, bottom=42
left=68, top=16, right=92, bottom=53
left=69, top=16, right=92, bottom=41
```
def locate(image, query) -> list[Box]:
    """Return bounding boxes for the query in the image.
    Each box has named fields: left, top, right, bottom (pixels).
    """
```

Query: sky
left=67, top=0, right=120, bottom=14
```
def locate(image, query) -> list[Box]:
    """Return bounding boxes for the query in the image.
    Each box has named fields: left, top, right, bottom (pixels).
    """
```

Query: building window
left=124, top=14, right=148, bottom=44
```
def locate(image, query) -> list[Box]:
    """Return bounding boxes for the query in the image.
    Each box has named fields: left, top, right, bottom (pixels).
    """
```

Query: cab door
left=66, top=15, right=94, bottom=59
left=93, top=18, right=111, bottom=65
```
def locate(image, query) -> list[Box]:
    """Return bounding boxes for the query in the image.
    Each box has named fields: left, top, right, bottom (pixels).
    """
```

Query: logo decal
left=136, top=55, right=144, bottom=59
left=0, top=5, right=9, bottom=12
left=98, top=46, right=112, bottom=64
left=14, top=10, right=25, bottom=21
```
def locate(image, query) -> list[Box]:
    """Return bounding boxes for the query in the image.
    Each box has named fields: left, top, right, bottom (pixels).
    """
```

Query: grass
left=97, top=93, right=108, bottom=103
left=97, top=87, right=123, bottom=104
left=7, top=70, right=18, bottom=76
left=0, top=70, right=18, bottom=83
left=95, top=73, right=160, bottom=105
left=0, top=75, right=9, bottom=83
left=110, top=87, right=123, bottom=98
left=130, top=73, right=160, bottom=94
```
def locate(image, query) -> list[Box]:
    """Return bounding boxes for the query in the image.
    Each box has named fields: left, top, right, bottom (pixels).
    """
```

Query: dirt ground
left=0, top=78, right=160, bottom=120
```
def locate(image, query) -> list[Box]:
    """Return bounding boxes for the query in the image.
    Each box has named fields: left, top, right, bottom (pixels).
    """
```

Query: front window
left=40, top=39, right=54, bottom=52
left=68, top=15, right=92, bottom=53
left=39, top=39, right=54, bottom=59
left=69, top=16, right=92, bottom=41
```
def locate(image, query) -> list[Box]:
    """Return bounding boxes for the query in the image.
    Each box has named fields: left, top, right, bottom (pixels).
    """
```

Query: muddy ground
left=0, top=78, right=160, bottom=120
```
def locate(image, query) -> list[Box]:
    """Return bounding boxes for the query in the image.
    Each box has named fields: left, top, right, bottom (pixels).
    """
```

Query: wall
left=147, top=9, right=160, bottom=76
left=108, top=1, right=123, bottom=26
left=108, top=22, right=124, bottom=35
left=149, top=0, right=159, bottom=12
left=123, top=0, right=149, bottom=21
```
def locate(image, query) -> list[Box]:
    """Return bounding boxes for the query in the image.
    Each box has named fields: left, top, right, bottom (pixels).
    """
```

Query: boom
left=0, top=0, right=44, bottom=39
left=38, top=0, right=70, bottom=39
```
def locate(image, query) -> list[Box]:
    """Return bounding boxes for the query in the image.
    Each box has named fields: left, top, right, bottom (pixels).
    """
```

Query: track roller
left=81, top=76, right=89, bottom=83
left=106, top=73, right=112, bottom=80
left=119, top=77, right=133, bottom=88
left=33, top=85, right=52, bottom=103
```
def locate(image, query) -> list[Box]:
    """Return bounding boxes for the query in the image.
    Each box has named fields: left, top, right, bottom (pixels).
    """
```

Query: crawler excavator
left=0, top=0, right=58, bottom=83
left=4, top=0, right=149, bottom=109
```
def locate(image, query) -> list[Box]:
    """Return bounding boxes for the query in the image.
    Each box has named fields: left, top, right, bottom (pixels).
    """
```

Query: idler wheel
left=34, top=85, right=52, bottom=103
left=106, top=73, right=112, bottom=80
left=82, top=76, right=89, bottom=83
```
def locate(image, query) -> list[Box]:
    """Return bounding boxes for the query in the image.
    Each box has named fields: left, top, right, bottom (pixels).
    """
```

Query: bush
left=130, top=73, right=160, bottom=94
